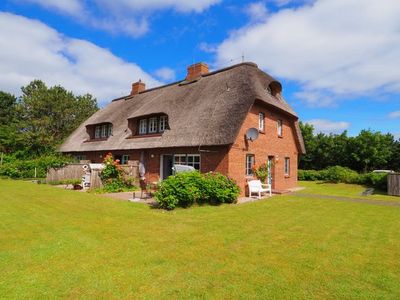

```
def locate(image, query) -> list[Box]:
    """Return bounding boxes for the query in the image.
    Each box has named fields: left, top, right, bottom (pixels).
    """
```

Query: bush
left=298, top=166, right=388, bottom=191
left=321, top=166, right=359, bottom=184
left=0, top=154, right=74, bottom=179
left=155, top=171, right=240, bottom=210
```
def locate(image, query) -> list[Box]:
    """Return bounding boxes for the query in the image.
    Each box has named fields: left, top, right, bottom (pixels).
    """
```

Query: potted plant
left=252, top=163, right=269, bottom=183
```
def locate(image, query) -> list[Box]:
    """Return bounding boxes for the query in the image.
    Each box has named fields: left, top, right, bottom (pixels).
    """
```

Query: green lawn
left=1, top=179, right=400, bottom=299
left=298, top=181, right=400, bottom=202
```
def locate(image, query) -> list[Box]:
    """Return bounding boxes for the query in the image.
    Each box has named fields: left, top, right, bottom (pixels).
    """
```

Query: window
left=277, top=119, right=283, bottom=137
left=187, top=154, right=200, bottom=170
left=173, top=154, right=200, bottom=170
left=121, top=155, right=130, bottom=165
left=76, top=155, right=86, bottom=161
left=101, top=124, right=107, bottom=138
left=148, top=117, right=158, bottom=133
left=159, top=115, right=167, bottom=132
left=139, top=119, right=147, bottom=135
left=284, top=157, right=290, bottom=176
left=174, top=154, right=187, bottom=166
left=246, top=154, right=255, bottom=176
left=94, top=124, right=112, bottom=139
left=259, top=112, right=265, bottom=131
left=95, top=126, right=101, bottom=139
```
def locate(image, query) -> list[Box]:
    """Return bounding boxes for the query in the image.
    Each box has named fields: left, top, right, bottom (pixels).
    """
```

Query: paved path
left=293, top=193, right=400, bottom=207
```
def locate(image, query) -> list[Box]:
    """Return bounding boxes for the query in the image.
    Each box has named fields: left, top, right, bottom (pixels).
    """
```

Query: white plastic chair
left=248, top=180, right=272, bottom=198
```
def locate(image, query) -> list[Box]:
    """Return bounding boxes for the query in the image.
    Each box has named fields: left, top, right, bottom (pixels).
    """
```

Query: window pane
left=259, top=113, right=265, bottom=131
left=246, top=155, right=255, bottom=175
left=149, top=117, right=157, bottom=133
left=101, top=124, right=107, bottom=137
left=159, top=116, right=167, bottom=132
left=139, top=119, right=147, bottom=134
left=277, top=120, right=282, bottom=136
left=95, top=126, right=100, bottom=139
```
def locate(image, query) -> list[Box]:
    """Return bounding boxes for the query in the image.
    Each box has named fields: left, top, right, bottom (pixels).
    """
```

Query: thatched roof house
left=60, top=62, right=305, bottom=194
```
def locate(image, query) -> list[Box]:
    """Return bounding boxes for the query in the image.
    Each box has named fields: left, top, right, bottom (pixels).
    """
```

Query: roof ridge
left=112, top=62, right=259, bottom=102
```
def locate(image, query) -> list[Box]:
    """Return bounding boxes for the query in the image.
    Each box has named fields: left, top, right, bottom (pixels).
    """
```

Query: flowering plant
left=100, top=153, right=123, bottom=183
left=252, top=162, right=269, bottom=183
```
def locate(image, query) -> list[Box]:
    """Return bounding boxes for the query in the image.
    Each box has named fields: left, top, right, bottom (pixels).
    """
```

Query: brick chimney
left=186, top=62, right=209, bottom=81
left=131, top=79, right=145, bottom=95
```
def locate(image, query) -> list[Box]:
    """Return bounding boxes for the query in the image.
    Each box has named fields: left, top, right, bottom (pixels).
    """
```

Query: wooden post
left=387, top=173, right=400, bottom=196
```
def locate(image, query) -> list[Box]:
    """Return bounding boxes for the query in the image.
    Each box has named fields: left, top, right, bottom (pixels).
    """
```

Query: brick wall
left=227, top=103, right=300, bottom=195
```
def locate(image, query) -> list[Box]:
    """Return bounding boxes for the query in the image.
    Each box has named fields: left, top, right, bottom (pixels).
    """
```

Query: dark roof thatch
left=60, top=62, right=305, bottom=154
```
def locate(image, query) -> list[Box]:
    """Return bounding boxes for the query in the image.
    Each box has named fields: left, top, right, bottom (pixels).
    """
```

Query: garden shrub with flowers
left=99, top=153, right=137, bottom=193
left=252, top=163, right=270, bottom=183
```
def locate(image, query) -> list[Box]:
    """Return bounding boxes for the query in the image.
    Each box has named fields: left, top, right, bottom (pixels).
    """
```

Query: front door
left=161, top=155, right=174, bottom=180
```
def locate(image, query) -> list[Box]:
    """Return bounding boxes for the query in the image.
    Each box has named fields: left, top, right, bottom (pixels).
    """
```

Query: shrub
left=0, top=154, right=73, bottom=179
left=155, top=171, right=240, bottom=210
left=298, top=166, right=388, bottom=191
left=321, top=166, right=359, bottom=184
left=252, top=163, right=269, bottom=183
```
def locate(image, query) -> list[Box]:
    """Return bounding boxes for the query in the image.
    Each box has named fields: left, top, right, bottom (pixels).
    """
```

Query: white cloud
left=389, top=111, right=400, bottom=119
left=154, top=67, right=176, bottom=82
left=20, top=0, right=221, bottom=37
left=216, top=0, right=400, bottom=102
left=306, top=119, right=350, bottom=134
left=198, top=42, right=218, bottom=54
left=245, top=2, right=268, bottom=22
left=0, top=12, right=161, bottom=105
left=22, top=0, right=83, bottom=15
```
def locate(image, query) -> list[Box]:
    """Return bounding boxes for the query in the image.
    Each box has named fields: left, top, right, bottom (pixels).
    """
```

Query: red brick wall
left=227, top=103, right=300, bottom=195
left=68, top=145, right=229, bottom=183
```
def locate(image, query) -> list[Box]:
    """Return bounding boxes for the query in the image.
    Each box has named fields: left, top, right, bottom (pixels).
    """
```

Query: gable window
left=277, top=119, right=283, bottom=137
left=246, top=154, right=255, bottom=176
left=94, top=123, right=112, bottom=139
left=139, top=119, right=147, bottom=135
left=148, top=117, right=158, bottom=133
left=259, top=112, right=265, bottom=132
left=284, top=157, right=290, bottom=176
left=159, top=115, right=167, bottom=132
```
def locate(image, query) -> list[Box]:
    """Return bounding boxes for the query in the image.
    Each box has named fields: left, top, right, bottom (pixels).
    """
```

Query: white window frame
left=259, top=112, right=265, bottom=131
left=101, top=124, right=107, bottom=138
left=107, top=124, right=112, bottom=137
left=277, top=119, right=283, bottom=137
left=284, top=157, right=290, bottom=176
left=246, top=154, right=255, bottom=176
left=173, top=154, right=187, bottom=166
left=95, top=126, right=101, bottom=139
left=139, top=119, right=147, bottom=135
left=159, top=116, right=167, bottom=132
left=148, top=117, right=158, bottom=134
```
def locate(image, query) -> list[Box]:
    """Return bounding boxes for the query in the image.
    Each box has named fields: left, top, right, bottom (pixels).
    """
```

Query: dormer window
left=90, top=123, right=112, bottom=140
left=133, top=114, right=169, bottom=136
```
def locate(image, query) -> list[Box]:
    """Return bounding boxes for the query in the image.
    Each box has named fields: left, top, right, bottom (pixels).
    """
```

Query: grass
left=1, top=179, right=400, bottom=298
left=298, top=181, right=400, bottom=202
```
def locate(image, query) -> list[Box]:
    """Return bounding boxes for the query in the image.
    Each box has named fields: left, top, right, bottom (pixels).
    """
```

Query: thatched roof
left=60, top=62, right=305, bottom=154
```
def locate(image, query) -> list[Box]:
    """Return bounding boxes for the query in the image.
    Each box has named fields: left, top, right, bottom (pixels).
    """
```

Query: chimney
left=186, top=62, right=209, bottom=81
left=131, top=79, right=145, bottom=96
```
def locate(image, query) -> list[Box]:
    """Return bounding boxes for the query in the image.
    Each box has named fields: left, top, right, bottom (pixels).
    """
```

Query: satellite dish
left=246, top=128, right=259, bottom=141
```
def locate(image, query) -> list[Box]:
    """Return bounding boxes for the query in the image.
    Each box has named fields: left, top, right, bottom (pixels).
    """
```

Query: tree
left=17, top=80, right=99, bottom=156
left=0, top=91, right=21, bottom=153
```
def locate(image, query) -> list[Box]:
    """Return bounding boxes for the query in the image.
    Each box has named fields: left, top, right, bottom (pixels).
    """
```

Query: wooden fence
left=388, top=173, right=400, bottom=196
left=46, top=164, right=86, bottom=182
left=46, top=161, right=139, bottom=190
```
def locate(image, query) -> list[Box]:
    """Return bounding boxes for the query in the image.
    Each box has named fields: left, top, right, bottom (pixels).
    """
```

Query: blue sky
left=0, top=0, right=399, bottom=138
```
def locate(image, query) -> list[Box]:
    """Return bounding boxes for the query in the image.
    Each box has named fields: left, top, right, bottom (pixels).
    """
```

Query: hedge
left=298, top=166, right=388, bottom=191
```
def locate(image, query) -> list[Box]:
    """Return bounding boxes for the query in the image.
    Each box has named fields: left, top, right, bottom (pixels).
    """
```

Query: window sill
left=85, top=138, right=109, bottom=142
left=278, top=135, right=283, bottom=139
left=258, top=130, right=265, bottom=134
left=128, top=133, right=163, bottom=139
left=284, top=175, right=290, bottom=178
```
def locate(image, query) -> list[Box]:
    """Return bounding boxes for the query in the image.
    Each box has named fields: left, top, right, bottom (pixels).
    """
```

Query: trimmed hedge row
left=298, top=166, right=388, bottom=191
left=0, top=155, right=74, bottom=179
left=155, top=171, right=240, bottom=210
